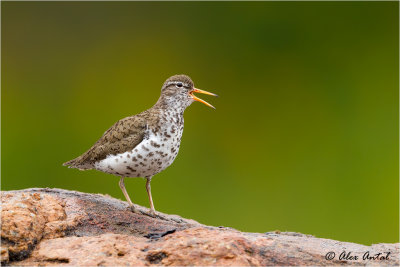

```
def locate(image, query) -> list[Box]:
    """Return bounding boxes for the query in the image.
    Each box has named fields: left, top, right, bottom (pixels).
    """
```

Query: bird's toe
left=140, top=209, right=157, bottom=218
left=127, top=205, right=137, bottom=213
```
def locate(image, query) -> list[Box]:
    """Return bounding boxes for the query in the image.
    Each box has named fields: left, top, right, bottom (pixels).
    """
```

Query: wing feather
left=63, top=110, right=155, bottom=170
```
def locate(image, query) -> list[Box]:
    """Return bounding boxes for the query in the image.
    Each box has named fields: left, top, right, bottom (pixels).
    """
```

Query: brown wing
left=63, top=110, right=155, bottom=170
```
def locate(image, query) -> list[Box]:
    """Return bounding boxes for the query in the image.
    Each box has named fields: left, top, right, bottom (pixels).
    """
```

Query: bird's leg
left=146, top=177, right=156, bottom=215
left=119, top=177, right=136, bottom=212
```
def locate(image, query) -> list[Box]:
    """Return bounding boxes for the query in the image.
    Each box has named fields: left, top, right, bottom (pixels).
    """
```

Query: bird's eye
left=176, top=82, right=183, bottom=88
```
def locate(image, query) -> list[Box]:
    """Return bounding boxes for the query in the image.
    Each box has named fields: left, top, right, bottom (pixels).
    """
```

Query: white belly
left=94, top=129, right=182, bottom=178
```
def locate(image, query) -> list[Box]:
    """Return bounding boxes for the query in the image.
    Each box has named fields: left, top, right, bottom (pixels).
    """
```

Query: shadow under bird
left=63, top=74, right=217, bottom=215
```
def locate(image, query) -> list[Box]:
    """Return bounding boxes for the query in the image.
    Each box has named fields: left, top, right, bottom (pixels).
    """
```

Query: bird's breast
left=94, top=114, right=184, bottom=178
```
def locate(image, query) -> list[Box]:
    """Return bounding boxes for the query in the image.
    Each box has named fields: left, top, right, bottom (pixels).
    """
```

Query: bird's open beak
left=190, top=88, right=218, bottom=109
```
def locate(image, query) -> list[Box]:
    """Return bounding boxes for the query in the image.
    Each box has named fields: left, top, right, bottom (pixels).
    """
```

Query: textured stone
left=1, top=191, right=69, bottom=262
left=1, top=188, right=399, bottom=266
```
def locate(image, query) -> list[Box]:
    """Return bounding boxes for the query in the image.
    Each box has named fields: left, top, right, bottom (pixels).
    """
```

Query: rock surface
left=1, top=188, right=399, bottom=266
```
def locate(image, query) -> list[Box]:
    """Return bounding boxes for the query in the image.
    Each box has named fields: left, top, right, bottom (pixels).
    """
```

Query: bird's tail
left=63, top=156, right=92, bottom=170
left=63, top=158, right=78, bottom=167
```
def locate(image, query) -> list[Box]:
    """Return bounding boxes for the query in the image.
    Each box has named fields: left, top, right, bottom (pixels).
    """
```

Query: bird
left=63, top=74, right=217, bottom=215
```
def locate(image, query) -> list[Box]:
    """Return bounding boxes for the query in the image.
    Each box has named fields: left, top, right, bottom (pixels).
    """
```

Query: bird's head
left=159, top=74, right=217, bottom=110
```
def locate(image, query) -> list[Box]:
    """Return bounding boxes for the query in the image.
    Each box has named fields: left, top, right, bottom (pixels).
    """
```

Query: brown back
left=63, top=109, right=160, bottom=169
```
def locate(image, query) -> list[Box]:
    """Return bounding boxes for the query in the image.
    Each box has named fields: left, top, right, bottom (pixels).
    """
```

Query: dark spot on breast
left=148, top=152, right=154, bottom=157
left=115, top=158, right=119, bottom=162
left=132, top=157, right=137, bottom=162
left=137, top=155, right=143, bottom=159
left=150, top=141, right=161, bottom=148
left=142, top=145, right=149, bottom=151
left=127, top=166, right=135, bottom=172
left=127, top=154, right=131, bottom=158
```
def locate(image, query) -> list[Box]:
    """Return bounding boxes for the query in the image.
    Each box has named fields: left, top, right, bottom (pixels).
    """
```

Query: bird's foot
left=140, top=209, right=157, bottom=218
left=149, top=209, right=156, bottom=217
left=127, top=205, right=137, bottom=213
left=147, top=209, right=157, bottom=218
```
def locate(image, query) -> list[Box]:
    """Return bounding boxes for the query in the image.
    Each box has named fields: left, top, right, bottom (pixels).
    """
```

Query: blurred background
left=2, top=2, right=398, bottom=245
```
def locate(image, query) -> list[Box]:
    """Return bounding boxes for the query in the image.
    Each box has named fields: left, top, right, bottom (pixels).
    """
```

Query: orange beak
left=190, top=88, right=218, bottom=109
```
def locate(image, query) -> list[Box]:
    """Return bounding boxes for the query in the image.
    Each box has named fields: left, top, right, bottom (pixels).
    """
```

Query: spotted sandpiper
left=63, top=74, right=217, bottom=215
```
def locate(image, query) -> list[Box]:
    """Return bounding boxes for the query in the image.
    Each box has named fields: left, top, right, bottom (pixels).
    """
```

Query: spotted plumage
left=63, top=74, right=217, bottom=215
left=94, top=110, right=184, bottom=178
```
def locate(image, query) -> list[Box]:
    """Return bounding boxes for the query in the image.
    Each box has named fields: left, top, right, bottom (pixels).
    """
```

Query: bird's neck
left=153, top=95, right=190, bottom=114
left=150, top=100, right=184, bottom=131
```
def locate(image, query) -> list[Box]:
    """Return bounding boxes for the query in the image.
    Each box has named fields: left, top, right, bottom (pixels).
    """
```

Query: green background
left=2, top=2, right=398, bottom=245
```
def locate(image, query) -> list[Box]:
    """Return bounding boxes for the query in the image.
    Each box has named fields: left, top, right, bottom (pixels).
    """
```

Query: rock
left=1, top=188, right=399, bottom=266
left=1, top=191, right=73, bottom=263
